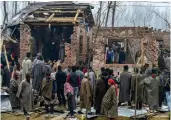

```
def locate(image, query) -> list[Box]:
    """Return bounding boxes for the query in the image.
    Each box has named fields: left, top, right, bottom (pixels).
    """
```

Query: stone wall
left=19, top=24, right=31, bottom=63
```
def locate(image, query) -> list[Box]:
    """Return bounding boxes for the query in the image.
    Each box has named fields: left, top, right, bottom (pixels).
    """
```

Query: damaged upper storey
left=6, top=1, right=95, bottom=27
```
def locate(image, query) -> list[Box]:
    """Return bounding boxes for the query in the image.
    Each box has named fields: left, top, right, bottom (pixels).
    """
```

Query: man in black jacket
left=55, top=65, right=67, bottom=106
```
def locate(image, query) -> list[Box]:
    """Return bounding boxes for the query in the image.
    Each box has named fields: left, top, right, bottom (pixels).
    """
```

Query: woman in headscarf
left=101, top=79, right=118, bottom=120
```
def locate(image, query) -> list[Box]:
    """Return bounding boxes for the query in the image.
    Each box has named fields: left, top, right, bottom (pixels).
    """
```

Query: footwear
left=88, top=112, right=93, bottom=115
left=50, top=114, right=54, bottom=118
left=68, top=115, right=75, bottom=118
left=26, top=116, right=30, bottom=120
left=44, top=114, right=49, bottom=118
left=78, top=111, right=84, bottom=114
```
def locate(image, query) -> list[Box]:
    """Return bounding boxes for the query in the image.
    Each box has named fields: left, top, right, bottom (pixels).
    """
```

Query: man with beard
left=95, top=71, right=108, bottom=114
left=17, top=73, right=33, bottom=120
left=22, top=52, right=32, bottom=80
left=118, top=65, right=132, bottom=106
left=139, top=69, right=160, bottom=112
left=56, top=65, right=67, bottom=106
left=32, top=56, right=44, bottom=94
left=78, top=73, right=93, bottom=114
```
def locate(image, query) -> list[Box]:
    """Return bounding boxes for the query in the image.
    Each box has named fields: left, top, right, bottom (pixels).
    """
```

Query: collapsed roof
left=7, top=1, right=95, bottom=27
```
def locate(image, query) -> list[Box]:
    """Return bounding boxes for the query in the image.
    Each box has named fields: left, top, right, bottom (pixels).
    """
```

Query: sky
left=0, top=1, right=170, bottom=30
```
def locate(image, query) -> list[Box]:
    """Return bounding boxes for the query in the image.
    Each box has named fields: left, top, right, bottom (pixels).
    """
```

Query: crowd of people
left=106, top=42, right=126, bottom=64
left=1, top=51, right=170, bottom=120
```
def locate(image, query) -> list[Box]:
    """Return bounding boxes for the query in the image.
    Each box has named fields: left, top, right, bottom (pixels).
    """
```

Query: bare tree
left=112, top=1, right=116, bottom=28
left=151, top=10, right=170, bottom=28
left=3, top=1, right=8, bottom=24
left=105, top=1, right=112, bottom=27
left=14, top=1, right=17, bottom=14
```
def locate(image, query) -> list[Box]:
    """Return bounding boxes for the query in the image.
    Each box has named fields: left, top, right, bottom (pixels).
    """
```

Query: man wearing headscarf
left=101, top=79, right=118, bottom=120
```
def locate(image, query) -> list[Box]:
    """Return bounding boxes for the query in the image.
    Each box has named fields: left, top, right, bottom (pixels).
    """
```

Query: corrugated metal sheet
left=7, top=4, right=45, bottom=27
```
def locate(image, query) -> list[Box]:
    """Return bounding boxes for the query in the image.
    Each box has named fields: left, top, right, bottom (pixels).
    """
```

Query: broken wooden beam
left=73, top=9, right=81, bottom=24
left=1, top=34, right=17, bottom=43
left=46, top=13, right=55, bottom=22
left=34, top=10, right=84, bottom=14
left=3, top=45, right=10, bottom=70
left=25, top=17, right=81, bottom=23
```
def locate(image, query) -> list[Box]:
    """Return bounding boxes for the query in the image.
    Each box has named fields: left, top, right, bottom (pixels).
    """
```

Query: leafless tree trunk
left=105, top=1, right=112, bottom=27
left=98, top=1, right=103, bottom=26
left=3, top=1, right=8, bottom=24
left=112, top=1, right=116, bottom=28
left=14, top=1, right=17, bottom=14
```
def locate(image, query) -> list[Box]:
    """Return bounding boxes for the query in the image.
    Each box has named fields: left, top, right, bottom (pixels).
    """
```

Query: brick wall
left=92, top=27, right=159, bottom=72
left=19, top=24, right=31, bottom=63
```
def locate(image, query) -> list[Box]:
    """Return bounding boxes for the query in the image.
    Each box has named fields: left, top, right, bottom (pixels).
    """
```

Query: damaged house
left=92, top=27, right=170, bottom=71
left=2, top=1, right=94, bottom=68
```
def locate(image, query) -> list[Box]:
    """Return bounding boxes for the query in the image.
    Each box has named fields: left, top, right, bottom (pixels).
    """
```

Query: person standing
left=78, top=73, right=93, bottom=114
left=67, top=66, right=80, bottom=110
left=131, top=68, right=144, bottom=109
left=22, top=52, right=32, bottom=80
left=139, top=69, right=160, bottom=112
left=64, top=81, right=74, bottom=117
left=17, top=73, right=33, bottom=120
left=163, top=70, right=170, bottom=111
left=55, top=65, right=67, bottom=106
left=76, top=66, right=84, bottom=82
left=32, top=56, right=44, bottom=94
left=101, top=79, right=118, bottom=120
left=118, top=65, right=132, bottom=106
left=59, top=40, right=65, bottom=63
left=9, top=73, right=20, bottom=112
left=43, top=59, right=52, bottom=77
left=95, top=71, right=108, bottom=114
left=64, top=65, right=71, bottom=76
left=118, top=48, right=126, bottom=64
left=32, top=53, right=42, bottom=67
left=41, top=73, right=57, bottom=117
left=3, top=62, right=13, bottom=87
left=114, top=50, right=119, bottom=63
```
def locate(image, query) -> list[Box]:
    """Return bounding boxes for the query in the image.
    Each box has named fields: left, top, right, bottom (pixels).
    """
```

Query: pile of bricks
left=19, top=24, right=31, bottom=63
left=61, top=43, right=71, bottom=68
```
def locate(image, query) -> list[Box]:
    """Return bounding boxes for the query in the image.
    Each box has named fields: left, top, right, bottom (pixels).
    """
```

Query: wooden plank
left=73, top=9, right=81, bottom=24
left=25, top=17, right=81, bottom=23
left=1, top=34, right=17, bottom=43
left=42, top=6, right=87, bottom=9
left=3, top=45, right=10, bottom=70
left=26, top=22, right=75, bottom=26
left=46, top=13, right=55, bottom=22
left=34, top=10, right=84, bottom=14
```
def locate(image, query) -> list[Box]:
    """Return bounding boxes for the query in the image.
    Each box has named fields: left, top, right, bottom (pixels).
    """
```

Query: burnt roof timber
left=25, top=17, right=81, bottom=23
left=33, top=10, right=84, bottom=14
left=42, top=6, right=88, bottom=9
left=27, top=22, right=76, bottom=26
